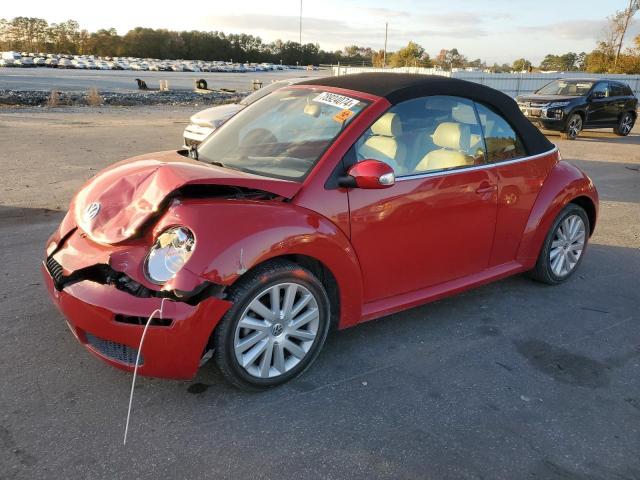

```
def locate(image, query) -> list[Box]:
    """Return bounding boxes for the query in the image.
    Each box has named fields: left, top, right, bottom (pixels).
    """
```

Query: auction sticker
left=333, top=109, right=355, bottom=123
left=313, top=92, right=360, bottom=110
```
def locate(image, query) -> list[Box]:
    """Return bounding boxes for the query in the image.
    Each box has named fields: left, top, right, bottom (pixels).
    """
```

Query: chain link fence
left=331, top=66, right=640, bottom=98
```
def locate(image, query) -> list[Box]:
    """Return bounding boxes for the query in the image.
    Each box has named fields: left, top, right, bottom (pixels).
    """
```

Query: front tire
left=561, top=113, right=582, bottom=140
left=614, top=112, right=634, bottom=136
left=213, top=260, right=330, bottom=390
left=529, top=204, right=589, bottom=285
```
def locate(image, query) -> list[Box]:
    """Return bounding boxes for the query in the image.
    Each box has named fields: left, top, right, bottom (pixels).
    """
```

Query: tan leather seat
left=358, top=112, right=406, bottom=173
left=414, top=122, right=474, bottom=172
left=452, top=103, right=482, bottom=151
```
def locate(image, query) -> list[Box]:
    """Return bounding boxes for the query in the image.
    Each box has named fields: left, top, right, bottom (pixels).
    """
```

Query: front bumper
left=527, top=117, right=565, bottom=132
left=42, top=250, right=232, bottom=380
left=524, top=117, right=565, bottom=131
left=518, top=104, right=567, bottom=131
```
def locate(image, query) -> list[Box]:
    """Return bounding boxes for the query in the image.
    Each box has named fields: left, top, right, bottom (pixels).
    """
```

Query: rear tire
left=614, top=112, right=634, bottom=136
left=560, top=113, right=582, bottom=140
left=528, top=204, right=589, bottom=285
left=213, top=259, right=331, bottom=390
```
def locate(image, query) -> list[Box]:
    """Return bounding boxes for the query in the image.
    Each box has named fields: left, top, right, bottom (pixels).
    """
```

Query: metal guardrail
left=332, top=66, right=640, bottom=98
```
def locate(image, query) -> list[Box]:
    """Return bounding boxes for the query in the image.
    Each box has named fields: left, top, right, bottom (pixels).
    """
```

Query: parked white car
left=182, top=77, right=310, bottom=147
left=15, top=57, right=35, bottom=67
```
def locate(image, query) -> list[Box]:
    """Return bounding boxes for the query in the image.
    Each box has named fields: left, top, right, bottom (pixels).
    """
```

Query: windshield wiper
left=188, top=144, right=199, bottom=160
left=189, top=144, right=226, bottom=168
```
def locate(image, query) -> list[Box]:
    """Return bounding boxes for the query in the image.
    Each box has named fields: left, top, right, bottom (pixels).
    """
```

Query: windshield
left=198, top=87, right=369, bottom=180
left=536, top=80, right=594, bottom=96
left=239, top=80, right=291, bottom=106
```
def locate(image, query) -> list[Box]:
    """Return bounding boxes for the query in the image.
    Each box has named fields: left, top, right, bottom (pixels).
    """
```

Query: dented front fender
left=155, top=199, right=364, bottom=328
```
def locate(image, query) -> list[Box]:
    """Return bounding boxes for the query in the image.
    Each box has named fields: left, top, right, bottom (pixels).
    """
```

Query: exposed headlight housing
left=145, top=227, right=195, bottom=284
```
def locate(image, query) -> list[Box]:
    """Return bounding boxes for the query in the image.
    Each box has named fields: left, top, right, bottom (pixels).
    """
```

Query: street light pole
left=299, top=0, right=303, bottom=46
left=383, top=22, right=388, bottom=68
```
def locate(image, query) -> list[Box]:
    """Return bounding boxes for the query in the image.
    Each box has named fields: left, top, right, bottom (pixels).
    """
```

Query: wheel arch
left=569, top=195, right=597, bottom=235
left=229, top=254, right=342, bottom=330
left=619, top=109, right=637, bottom=121
left=516, top=161, right=598, bottom=268
left=572, top=109, right=586, bottom=122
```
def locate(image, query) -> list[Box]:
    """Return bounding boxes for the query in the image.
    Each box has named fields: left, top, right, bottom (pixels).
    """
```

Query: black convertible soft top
left=299, top=73, right=554, bottom=156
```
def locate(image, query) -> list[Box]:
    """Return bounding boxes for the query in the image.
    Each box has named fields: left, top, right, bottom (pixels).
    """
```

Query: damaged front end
left=42, top=151, right=301, bottom=378
left=42, top=217, right=233, bottom=379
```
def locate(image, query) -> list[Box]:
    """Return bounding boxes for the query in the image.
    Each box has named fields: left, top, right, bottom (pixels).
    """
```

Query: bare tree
left=612, top=0, right=640, bottom=65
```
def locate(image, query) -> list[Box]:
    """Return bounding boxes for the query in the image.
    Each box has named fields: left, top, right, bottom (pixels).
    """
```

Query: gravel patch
left=0, top=89, right=247, bottom=107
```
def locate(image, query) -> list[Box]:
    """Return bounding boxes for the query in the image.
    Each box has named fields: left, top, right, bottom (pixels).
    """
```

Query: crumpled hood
left=73, top=150, right=301, bottom=244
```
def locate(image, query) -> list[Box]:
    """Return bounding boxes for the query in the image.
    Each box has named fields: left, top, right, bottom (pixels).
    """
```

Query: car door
left=586, top=82, right=611, bottom=126
left=346, top=96, right=498, bottom=303
left=608, top=83, right=627, bottom=123
left=473, top=102, right=556, bottom=266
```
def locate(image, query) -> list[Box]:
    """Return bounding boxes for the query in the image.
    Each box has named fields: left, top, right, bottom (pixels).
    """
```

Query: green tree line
left=2, top=10, right=640, bottom=73
left=0, top=17, right=371, bottom=65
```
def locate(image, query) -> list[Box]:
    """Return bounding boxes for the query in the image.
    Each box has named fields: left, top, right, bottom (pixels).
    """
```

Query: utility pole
left=299, top=0, right=303, bottom=65
left=382, top=22, right=388, bottom=68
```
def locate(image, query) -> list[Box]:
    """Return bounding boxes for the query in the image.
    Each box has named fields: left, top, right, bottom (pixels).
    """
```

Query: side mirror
left=338, top=159, right=396, bottom=189
left=590, top=91, right=605, bottom=100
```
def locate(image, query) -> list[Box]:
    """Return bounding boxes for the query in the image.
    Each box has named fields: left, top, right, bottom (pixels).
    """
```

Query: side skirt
left=360, top=261, right=526, bottom=323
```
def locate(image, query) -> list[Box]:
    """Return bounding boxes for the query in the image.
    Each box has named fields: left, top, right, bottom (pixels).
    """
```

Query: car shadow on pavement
left=188, top=242, right=639, bottom=396
left=0, top=205, right=64, bottom=225
left=546, top=129, right=640, bottom=146
left=5, top=239, right=639, bottom=478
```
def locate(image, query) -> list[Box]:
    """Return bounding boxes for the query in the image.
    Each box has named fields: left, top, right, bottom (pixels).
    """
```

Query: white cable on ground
left=123, top=297, right=167, bottom=445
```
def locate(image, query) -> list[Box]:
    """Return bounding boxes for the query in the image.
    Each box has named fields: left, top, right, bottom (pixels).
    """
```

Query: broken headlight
left=145, top=227, right=195, bottom=284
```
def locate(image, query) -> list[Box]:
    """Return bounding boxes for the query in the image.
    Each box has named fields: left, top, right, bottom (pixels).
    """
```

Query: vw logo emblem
left=84, top=202, right=101, bottom=222
left=271, top=323, right=284, bottom=336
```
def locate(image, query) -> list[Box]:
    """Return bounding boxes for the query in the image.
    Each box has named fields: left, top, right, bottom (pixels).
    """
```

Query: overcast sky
left=3, top=0, right=639, bottom=64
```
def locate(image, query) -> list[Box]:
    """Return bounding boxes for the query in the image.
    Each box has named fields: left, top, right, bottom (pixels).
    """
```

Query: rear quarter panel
left=516, top=160, right=598, bottom=267
left=490, top=149, right=558, bottom=266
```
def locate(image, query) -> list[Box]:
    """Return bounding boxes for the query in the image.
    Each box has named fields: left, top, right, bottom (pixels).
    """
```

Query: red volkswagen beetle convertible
left=43, top=74, right=598, bottom=389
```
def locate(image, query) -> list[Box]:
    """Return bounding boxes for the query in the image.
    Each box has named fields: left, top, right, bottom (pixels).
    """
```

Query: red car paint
left=345, top=160, right=396, bottom=189
left=43, top=83, right=598, bottom=380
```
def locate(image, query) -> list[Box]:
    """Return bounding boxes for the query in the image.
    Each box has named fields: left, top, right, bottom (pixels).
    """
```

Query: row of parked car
left=183, top=77, right=638, bottom=149
left=0, top=51, right=316, bottom=72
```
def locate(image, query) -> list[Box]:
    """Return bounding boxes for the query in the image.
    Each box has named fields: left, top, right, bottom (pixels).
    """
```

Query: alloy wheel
left=549, top=214, right=586, bottom=277
left=567, top=115, right=582, bottom=139
left=234, top=282, right=320, bottom=378
left=620, top=114, right=633, bottom=135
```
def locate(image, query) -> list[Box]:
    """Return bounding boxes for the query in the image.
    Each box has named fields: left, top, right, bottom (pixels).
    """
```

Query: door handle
left=476, top=184, right=497, bottom=195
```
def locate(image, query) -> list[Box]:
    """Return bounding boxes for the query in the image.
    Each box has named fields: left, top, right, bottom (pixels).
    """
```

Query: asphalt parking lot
left=0, top=107, right=639, bottom=479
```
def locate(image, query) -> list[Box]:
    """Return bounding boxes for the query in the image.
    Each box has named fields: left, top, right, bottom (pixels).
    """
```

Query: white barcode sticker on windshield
left=313, top=92, right=360, bottom=110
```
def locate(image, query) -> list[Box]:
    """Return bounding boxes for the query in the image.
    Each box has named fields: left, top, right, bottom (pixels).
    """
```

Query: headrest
left=432, top=122, right=471, bottom=150
left=371, top=112, right=402, bottom=137
left=304, top=103, right=320, bottom=117
left=452, top=103, right=477, bottom=124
